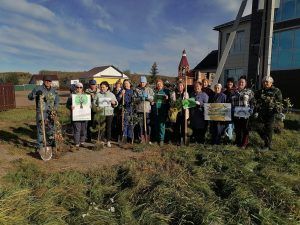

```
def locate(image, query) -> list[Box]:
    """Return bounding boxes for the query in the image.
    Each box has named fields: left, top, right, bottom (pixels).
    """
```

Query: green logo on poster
left=75, top=95, right=88, bottom=108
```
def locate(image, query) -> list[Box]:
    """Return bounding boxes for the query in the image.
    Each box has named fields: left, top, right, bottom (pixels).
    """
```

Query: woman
left=231, top=77, right=254, bottom=148
left=170, top=81, right=189, bottom=146
left=112, top=79, right=123, bottom=142
left=209, top=83, right=227, bottom=145
left=66, top=82, right=89, bottom=148
left=223, top=77, right=236, bottom=141
left=190, top=81, right=209, bottom=144
left=93, top=81, right=118, bottom=147
left=152, top=79, right=169, bottom=146
left=202, top=78, right=214, bottom=100
left=120, top=79, right=134, bottom=143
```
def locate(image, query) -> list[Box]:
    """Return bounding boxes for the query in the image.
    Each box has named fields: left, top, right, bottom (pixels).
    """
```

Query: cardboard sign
left=204, top=103, right=231, bottom=121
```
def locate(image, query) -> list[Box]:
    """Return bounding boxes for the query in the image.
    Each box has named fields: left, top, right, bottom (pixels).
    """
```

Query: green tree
left=149, top=62, right=158, bottom=84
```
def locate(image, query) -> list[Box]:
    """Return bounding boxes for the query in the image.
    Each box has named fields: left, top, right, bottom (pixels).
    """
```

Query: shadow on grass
left=0, top=130, right=36, bottom=148
left=11, top=126, right=36, bottom=139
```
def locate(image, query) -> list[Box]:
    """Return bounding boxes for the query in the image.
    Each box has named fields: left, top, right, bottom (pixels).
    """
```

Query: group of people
left=28, top=74, right=282, bottom=152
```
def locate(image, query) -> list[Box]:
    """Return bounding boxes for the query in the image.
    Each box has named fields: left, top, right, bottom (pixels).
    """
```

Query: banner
left=204, top=103, right=231, bottom=121
left=72, top=94, right=91, bottom=121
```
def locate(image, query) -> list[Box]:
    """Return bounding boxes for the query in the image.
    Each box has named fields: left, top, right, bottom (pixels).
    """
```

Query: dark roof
left=81, top=65, right=124, bottom=78
left=214, top=14, right=252, bottom=31
left=193, top=50, right=218, bottom=71
left=29, top=75, right=59, bottom=83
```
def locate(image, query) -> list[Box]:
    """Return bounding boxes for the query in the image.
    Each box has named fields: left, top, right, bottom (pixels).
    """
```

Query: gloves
left=254, top=113, right=259, bottom=118
left=36, top=90, right=43, bottom=96
left=195, top=101, right=200, bottom=105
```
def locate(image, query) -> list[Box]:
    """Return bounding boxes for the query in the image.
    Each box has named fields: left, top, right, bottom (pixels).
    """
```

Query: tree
left=149, top=62, right=158, bottom=84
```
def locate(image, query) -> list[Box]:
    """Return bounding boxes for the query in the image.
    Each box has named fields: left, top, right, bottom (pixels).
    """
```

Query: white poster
left=97, top=97, right=111, bottom=107
left=234, top=106, right=251, bottom=118
left=72, top=94, right=91, bottom=121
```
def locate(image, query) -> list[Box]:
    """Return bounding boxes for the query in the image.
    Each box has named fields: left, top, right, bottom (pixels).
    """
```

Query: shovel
left=38, top=94, right=53, bottom=161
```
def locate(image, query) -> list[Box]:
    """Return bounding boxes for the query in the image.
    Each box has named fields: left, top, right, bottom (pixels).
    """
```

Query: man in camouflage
left=255, top=76, right=282, bottom=150
left=28, top=75, right=60, bottom=150
left=85, top=79, right=100, bottom=142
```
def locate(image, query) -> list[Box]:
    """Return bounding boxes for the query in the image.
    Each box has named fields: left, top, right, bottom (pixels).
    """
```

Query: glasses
left=76, top=87, right=83, bottom=89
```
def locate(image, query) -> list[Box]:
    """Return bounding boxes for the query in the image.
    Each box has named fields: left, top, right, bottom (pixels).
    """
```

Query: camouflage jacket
left=255, top=86, right=282, bottom=116
left=28, top=85, right=59, bottom=114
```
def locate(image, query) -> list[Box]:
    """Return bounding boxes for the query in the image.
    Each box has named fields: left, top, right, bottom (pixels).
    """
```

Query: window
left=224, top=68, right=244, bottom=84
left=275, top=0, right=300, bottom=22
left=226, top=30, right=245, bottom=54
left=271, top=28, right=300, bottom=70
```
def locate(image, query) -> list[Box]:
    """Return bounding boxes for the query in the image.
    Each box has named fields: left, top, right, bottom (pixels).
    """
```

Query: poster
left=234, top=106, right=251, bottom=118
left=204, top=103, right=231, bottom=121
left=97, top=97, right=112, bottom=107
left=72, top=94, right=91, bottom=121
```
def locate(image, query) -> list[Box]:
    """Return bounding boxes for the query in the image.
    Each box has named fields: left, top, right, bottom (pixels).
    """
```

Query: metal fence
left=14, top=84, right=36, bottom=91
left=0, top=84, right=16, bottom=111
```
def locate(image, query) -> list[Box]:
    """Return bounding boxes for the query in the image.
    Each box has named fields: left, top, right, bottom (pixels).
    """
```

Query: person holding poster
left=190, top=81, right=209, bottom=144
left=152, top=79, right=169, bottom=146
left=170, top=81, right=189, bottom=146
left=66, top=82, right=91, bottom=148
left=209, top=83, right=227, bottom=145
left=231, top=77, right=254, bottom=148
left=94, top=81, right=118, bottom=148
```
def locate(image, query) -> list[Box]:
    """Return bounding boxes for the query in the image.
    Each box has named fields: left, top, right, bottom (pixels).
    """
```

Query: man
left=28, top=75, right=59, bottom=151
left=85, top=79, right=100, bottom=142
left=255, top=76, right=282, bottom=150
left=134, top=76, right=154, bottom=143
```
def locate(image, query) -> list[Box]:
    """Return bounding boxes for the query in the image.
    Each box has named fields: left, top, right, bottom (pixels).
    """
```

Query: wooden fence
left=0, top=84, right=16, bottom=111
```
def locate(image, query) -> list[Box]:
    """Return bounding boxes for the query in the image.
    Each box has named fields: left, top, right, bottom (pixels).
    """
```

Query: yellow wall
left=82, top=77, right=126, bottom=85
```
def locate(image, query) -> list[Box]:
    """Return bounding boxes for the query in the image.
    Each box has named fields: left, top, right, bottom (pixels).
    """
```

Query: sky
left=0, top=0, right=252, bottom=76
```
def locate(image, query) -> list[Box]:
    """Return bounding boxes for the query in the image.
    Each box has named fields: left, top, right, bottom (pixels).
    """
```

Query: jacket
left=93, top=91, right=118, bottom=116
left=134, top=86, right=154, bottom=113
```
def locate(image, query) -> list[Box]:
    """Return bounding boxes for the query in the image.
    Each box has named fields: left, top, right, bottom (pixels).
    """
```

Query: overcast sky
left=0, top=0, right=252, bottom=75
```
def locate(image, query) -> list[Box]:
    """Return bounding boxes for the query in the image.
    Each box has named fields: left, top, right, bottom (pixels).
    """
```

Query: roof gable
left=193, top=50, right=218, bottom=71
left=81, top=65, right=127, bottom=78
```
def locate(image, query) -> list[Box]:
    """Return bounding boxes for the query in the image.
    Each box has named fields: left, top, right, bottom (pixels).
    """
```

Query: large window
left=224, top=68, right=244, bottom=84
left=275, top=0, right=300, bottom=22
left=226, top=30, right=246, bottom=54
left=271, top=28, right=300, bottom=70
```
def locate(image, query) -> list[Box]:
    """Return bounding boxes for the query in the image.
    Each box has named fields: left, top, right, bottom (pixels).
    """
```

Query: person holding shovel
left=28, top=75, right=59, bottom=152
left=134, top=76, right=154, bottom=143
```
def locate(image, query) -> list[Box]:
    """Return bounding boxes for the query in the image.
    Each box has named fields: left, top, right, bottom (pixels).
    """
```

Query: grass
left=0, top=109, right=299, bottom=224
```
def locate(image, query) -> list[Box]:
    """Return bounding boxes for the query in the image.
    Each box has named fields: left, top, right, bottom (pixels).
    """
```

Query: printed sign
left=234, top=106, right=251, bottom=118
left=97, top=97, right=112, bottom=107
left=72, top=94, right=91, bottom=121
left=204, top=103, right=231, bottom=121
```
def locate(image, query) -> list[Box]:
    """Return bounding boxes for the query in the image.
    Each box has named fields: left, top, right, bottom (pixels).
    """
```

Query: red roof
left=178, top=49, right=190, bottom=70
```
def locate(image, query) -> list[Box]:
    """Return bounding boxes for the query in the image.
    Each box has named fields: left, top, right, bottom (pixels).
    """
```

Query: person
left=28, top=75, right=59, bottom=151
left=134, top=76, right=154, bottom=143
left=170, top=81, right=189, bottom=145
left=66, top=82, right=89, bottom=148
left=255, top=76, right=282, bottom=150
left=93, top=81, right=118, bottom=147
left=112, top=79, right=123, bottom=142
left=202, top=78, right=214, bottom=100
left=152, top=79, right=169, bottom=146
left=231, top=77, right=255, bottom=148
left=120, top=79, right=135, bottom=143
left=209, top=83, right=227, bottom=145
left=223, top=77, right=236, bottom=141
left=85, top=79, right=100, bottom=142
left=190, top=81, right=209, bottom=144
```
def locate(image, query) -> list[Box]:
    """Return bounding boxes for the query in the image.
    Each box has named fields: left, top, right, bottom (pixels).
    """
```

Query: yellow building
left=80, top=65, right=128, bottom=85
